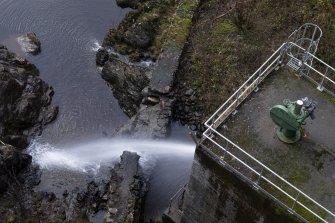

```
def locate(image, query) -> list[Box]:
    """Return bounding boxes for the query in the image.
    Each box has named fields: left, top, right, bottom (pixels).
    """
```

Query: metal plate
left=270, top=105, right=299, bottom=131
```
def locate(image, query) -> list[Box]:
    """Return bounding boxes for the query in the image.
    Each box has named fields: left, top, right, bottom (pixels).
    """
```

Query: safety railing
left=202, top=25, right=335, bottom=222
left=286, top=42, right=335, bottom=96
left=205, top=43, right=286, bottom=129
left=202, top=127, right=335, bottom=223
left=168, top=183, right=187, bottom=214
left=288, top=23, right=322, bottom=55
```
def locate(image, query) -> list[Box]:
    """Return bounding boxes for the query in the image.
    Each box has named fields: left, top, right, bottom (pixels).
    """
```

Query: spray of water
left=90, top=40, right=101, bottom=52
left=27, top=138, right=195, bottom=173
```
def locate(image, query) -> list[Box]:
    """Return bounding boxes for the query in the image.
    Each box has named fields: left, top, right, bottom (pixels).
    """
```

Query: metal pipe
left=294, top=100, right=303, bottom=115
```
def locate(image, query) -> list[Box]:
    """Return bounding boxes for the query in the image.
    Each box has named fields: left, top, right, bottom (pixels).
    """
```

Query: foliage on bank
left=176, top=0, right=335, bottom=118
left=102, top=0, right=198, bottom=62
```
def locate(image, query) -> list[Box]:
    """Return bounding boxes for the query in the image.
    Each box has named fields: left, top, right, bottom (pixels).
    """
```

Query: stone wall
left=167, top=148, right=304, bottom=223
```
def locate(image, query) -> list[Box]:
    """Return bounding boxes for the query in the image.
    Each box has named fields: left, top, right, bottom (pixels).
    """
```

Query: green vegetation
left=177, top=0, right=335, bottom=119
left=150, top=0, right=198, bottom=56
left=103, top=0, right=198, bottom=61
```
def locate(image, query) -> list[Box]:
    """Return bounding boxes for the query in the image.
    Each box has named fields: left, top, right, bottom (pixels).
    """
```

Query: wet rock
left=108, top=207, right=118, bottom=214
left=118, top=98, right=172, bottom=138
left=172, top=83, right=205, bottom=132
left=0, top=150, right=144, bottom=223
left=102, top=1, right=168, bottom=62
left=62, top=190, right=69, bottom=197
left=0, top=45, right=58, bottom=148
left=116, top=0, right=141, bottom=9
left=141, top=86, right=150, bottom=98
left=0, top=144, right=31, bottom=194
left=102, top=57, right=150, bottom=117
left=149, top=45, right=182, bottom=94
left=185, top=88, right=194, bottom=96
left=103, top=151, right=144, bottom=223
left=103, top=13, right=156, bottom=52
left=96, top=48, right=109, bottom=66
left=142, top=96, right=160, bottom=105
left=17, top=32, right=41, bottom=55
left=124, top=21, right=155, bottom=49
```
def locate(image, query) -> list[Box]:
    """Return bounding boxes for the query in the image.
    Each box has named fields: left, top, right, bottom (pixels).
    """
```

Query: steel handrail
left=202, top=133, right=328, bottom=223
left=204, top=127, right=335, bottom=221
left=287, top=42, right=335, bottom=73
left=202, top=23, right=335, bottom=222
left=206, top=41, right=335, bottom=129
left=168, top=183, right=187, bottom=213
left=212, top=54, right=281, bottom=126
left=205, top=43, right=286, bottom=127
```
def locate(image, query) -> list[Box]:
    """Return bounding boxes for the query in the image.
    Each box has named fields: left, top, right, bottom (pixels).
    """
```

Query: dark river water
left=0, top=0, right=195, bottom=221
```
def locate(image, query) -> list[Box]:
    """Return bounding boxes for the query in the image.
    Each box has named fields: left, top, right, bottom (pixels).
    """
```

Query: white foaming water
left=91, top=40, right=101, bottom=52
left=139, top=60, right=155, bottom=68
left=27, top=138, right=195, bottom=173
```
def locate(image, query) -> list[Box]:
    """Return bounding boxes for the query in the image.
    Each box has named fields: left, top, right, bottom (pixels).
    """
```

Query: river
left=0, top=0, right=195, bottom=221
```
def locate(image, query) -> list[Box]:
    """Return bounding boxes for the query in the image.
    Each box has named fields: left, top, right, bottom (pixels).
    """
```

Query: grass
left=176, top=0, right=335, bottom=121
left=103, top=0, right=198, bottom=61
left=151, top=0, right=198, bottom=55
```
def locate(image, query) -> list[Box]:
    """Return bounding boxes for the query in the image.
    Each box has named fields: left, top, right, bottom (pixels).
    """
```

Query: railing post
left=256, top=67, right=265, bottom=91
left=317, top=67, right=328, bottom=92
left=235, top=92, right=240, bottom=106
left=222, top=140, right=229, bottom=160
left=253, top=166, right=263, bottom=190
left=232, top=92, right=240, bottom=115
left=298, top=50, right=309, bottom=77
left=256, top=166, right=264, bottom=184
left=277, top=44, right=287, bottom=69
left=291, top=192, right=300, bottom=210
left=168, top=199, right=172, bottom=213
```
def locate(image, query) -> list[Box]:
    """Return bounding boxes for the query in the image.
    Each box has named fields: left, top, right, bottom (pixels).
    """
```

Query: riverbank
left=0, top=45, right=57, bottom=194
left=99, top=0, right=200, bottom=138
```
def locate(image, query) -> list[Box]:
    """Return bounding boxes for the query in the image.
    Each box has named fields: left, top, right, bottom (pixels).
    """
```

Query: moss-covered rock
left=102, top=0, right=198, bottom=62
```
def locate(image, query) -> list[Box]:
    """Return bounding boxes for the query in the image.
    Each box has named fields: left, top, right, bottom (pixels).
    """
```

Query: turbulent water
left=0, top=0, right=195, bottom=220
left=28, top=138, right=195, bottom=173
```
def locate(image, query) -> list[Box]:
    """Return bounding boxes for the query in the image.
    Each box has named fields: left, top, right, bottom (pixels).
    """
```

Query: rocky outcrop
left=116, top=0, right=141, bottom=9
left=0, top=45, right=58, bottom=148
left=101, top=45, right=182, bottom=138
left=102, top=57, right=150, bottom=117
left=110, top=45, right=181, bottom=138
left=102, top=0, right=178, bottom=62
left=149, top=45, right=181, bottom=94
left=0, top=151, right=144, bottom=223
left=102, top=9, right=157, bottom=62
left=102, top=0, right=198, bottom=63
left=118, top=99, right=172, bottom=138
left=0, top=144, right=31, bottom=194
left=96, top=48, right=110, bottom=67
left=17, top=32, right=41, bottom=55
left=172, top=85, right=205, bottom=132
left=75, top=151, right=144, bottom=222
left=102, top=46, right=188, bottom=139
left=104, top=151, right=144, bottom=223
left=99, top=0, right=200, bottom=139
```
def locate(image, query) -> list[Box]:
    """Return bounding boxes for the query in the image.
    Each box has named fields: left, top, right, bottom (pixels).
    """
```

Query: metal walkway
left=201, top=23, right=335, bottom=223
